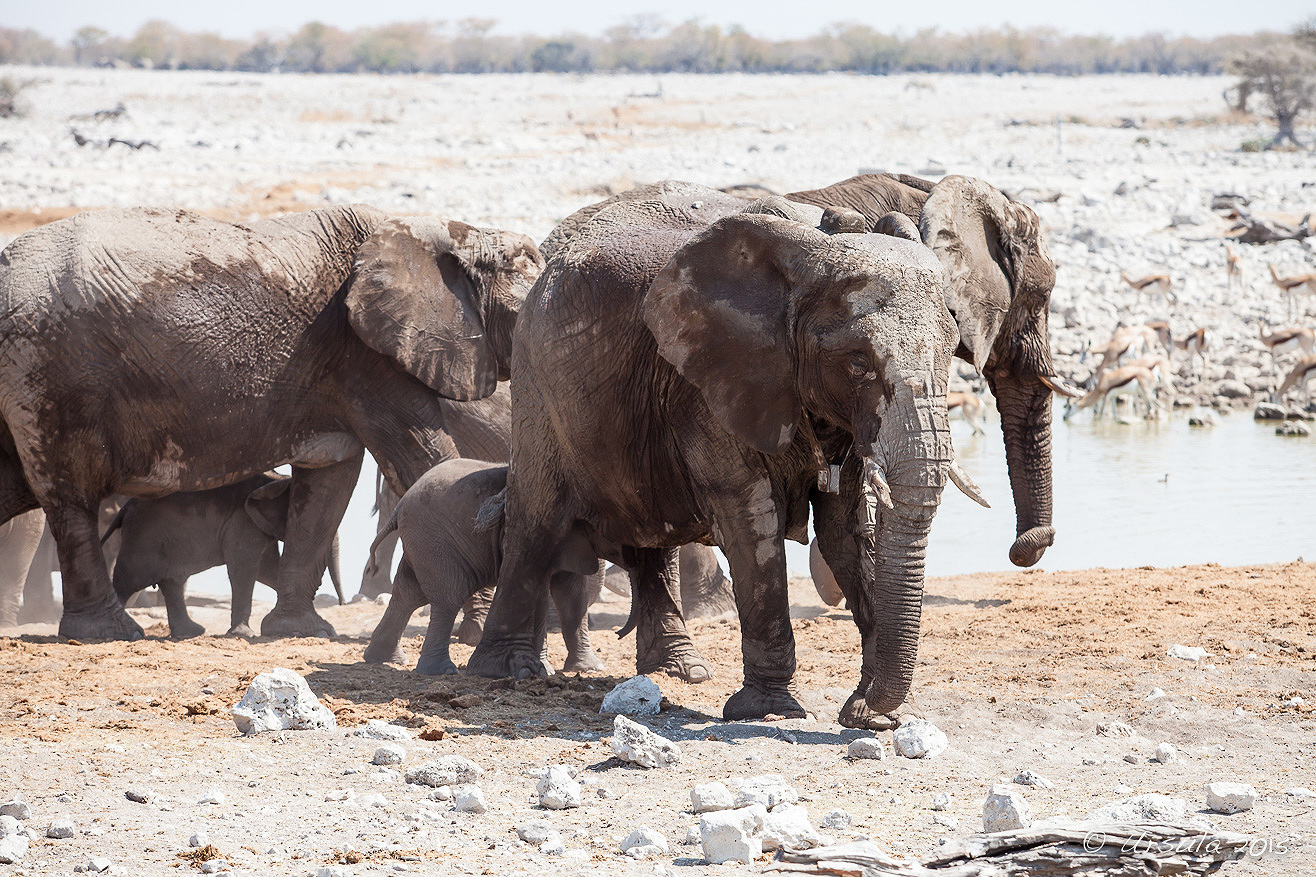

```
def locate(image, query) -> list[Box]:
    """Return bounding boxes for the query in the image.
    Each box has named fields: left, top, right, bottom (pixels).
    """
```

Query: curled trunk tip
left=1010, top=525, right=1055, bottom=567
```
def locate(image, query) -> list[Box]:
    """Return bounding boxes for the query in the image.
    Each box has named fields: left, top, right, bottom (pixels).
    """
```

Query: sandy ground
left=2, top=564, right=1314, bottom=875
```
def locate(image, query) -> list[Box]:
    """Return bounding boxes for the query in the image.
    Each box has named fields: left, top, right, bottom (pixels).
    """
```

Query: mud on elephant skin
left=468, top=186, right=961, bottom=722
left=363, top=459, right=603, bottom=676
left=104, top=473, right=346, bottom=639
left=0, top=205, right=541, bottom=641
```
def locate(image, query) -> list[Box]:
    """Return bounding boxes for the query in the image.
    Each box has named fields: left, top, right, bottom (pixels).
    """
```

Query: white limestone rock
left=353, top=719, right=412, bottom=741
left=372, top=744, right=406, bottom=766
left=982, top=784, right=1032, bottom=832
left=690, top=782, right=735, bottom=813
left=537, top=765, right=582, bottom=810
left=1014, top=770, right=1054, bottom=789
left=600, top=675, right=662, bottom=716
left=0, top=800, right=30, bottom=820
left=761, top=804, right=826, bottom=850
left=821, top=808, right=851, bottom=829
left=46, top=816, right=75, bottom=839
left=0, top=816, right=27, bottom=864
left=1088, top=794, right=1212, bottom=829
left=1167, top=644, right=1210, bottom=662
left=231, top=668, right=336, bottom=735
left=1206, top=782, right=1258, bottom=814
left=620, top=826, right=669, bottom=857
left=931, top=793, right=951, bottom=811
left=517, top=819, right=557, bottom=845
left=197, top=789, right=225, bottom=805
left=405, top=755, right=483, bottom=787
left=1153, top=742, right=1178, bottom=764
left=452, top=784, right=486, bottom=814
left=610, top=715, right=680, bottom=769
left=731, top=775, right=798, bottom=810
left=846, top=738, right=888, bottom=760
left=893, top=719, right=948, bottom=759
left=700, top=804, right=766, bottom=865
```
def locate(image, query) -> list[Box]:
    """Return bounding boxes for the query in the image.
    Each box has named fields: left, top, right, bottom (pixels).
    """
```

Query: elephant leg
left=260, top=451, right=362, bottom=638
left=466, top=548, right=552, bottom=679
left=18, top=524, right=59, bottom=624
left=552, top=565, right=604, bottom=673
left=0, top=511, right=44, bottom=626
left=48, top=503, right=143, bottom=641
left=225, top=549, right=263, bottom=638
left=365, top=558, right=426, bottom=667
left=455, top=585, right=494, bottom=645
left=159, top=577, right=204, bottom=639
left=678, top=543, right=736, bottom=620
left=358, top=482, right=400, bottom=600
left=632, top=546, right=711, bottom=684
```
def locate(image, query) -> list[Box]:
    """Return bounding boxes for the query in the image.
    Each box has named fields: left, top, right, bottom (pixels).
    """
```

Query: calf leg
left=552, top=565, right=604, bottom=673
left=159, top=577, right=204, bottom=639
left=631, top=547, right=711, bottom=683
left=364, top=558, right=425, bottom=666
left=455, top=585, right=494, bottom=646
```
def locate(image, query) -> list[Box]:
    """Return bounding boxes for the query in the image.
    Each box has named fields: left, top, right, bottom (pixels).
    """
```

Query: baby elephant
left=363, top=458, right=603, bottom=675
left=104, top=474, right=342, bottom=638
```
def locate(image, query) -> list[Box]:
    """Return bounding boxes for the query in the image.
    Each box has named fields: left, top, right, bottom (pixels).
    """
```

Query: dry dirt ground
left=2, top=563, right=1313, bottom=875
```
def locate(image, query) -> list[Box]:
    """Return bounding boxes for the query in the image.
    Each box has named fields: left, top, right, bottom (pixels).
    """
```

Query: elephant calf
left=363, top=459, right=602, bottom=675
left=104, top=474, right=342, bottom=638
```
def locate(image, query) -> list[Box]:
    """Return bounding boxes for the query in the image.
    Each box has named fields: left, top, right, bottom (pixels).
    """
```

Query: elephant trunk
left=994, top=375, right=1055, bottom=567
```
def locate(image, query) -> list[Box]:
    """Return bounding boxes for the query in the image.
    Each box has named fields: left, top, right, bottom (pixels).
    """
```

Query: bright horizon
left=9, top=0, right=1314, bottom=43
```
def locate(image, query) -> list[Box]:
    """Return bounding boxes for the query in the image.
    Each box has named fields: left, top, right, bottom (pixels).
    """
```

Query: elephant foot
left=636, top=634, right=711, bottom=683
left=561, top=649, right=605, bottom=674
left=454, top=617, right=484, bottom=646
left=465, top=637, right=547, bottom=679
left=59, top=598, right=145, bottom=642
left=415, top=654, right=459, bottom=676
left=838, top=689, right=899, bottom=731
left=723, top=682, right=806, bottom=721
left=363, top=642, right=405, bottom=665
left=226, top=623, right=256, bottom=638
left=259, top=608, right=336, bottom=638
left=169, top=619, right=206, bottom=640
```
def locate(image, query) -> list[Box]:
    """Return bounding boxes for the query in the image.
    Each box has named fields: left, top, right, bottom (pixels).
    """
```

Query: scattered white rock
left=1167, top=644, right=1210, bottom=662
left=1153, top=742, right=1178, bottom=764
left=353, top=719, right=412, bottom=741
left=1088, top=794, right=1211, bottom=829
left=1146, top=688, right=1167, bottom=700
left=405, top=756, right=483, bottom=787
left=620, top=826, right=669, bottom=857
left=452, top=784, right=486, bottom=814
left=0, top=800, right=30, bottom=820
left=732, top=775, right=798, bottom=810
left=197, top=789, right=225, bottom=805
left=125, top=787, right=155, bottom=804
left=200, top=860, right=228, bottom=874
left=846, top=738, right=888, bottom=760
left=820, top=808, right=851, bottom=829
left=517, top=819, right=557, bottom=845
left=1014, top=770, right=1054, bottom=789
left=761, top=804, right=825, bottom=850
left=372, top=744, right=406, bottom=766
left=323, top=789, right=353, bottom=803
left=700, top=804, right=766, bottom=865
left=931, top=793, right=951, bottom=811
left=374, top=593, right=391, bottom=606
left=539, top=832, right=566, bottom=855
left=537, top=766, right=582, bottom=810
left=1097, top=721, right=1135, bottom=737
left=427, top=787, right=452, bottom=802
left=189, top=830, right=208, bottom=847
left=983, top=785, right=1032, bottom=832
left=600, top=675, right=663, bottom=716
left=932, top=813, right=958, bottom=829
left=690, top=782, right=735, bottom=813
left=893, top=719, right=948, bottom=759
left=1205, top=782, right=1258, bottom=814
left=610, top=715, right=680, bottom=769
left=1284, top=787, right=1316, bottom=799
left=46, top=816, right=75, bottom=839
left=86, top=857, right=113, bottom=873
left=0, top=816, right=27, bottom=864
left=231, top=668, right=336, bottom=735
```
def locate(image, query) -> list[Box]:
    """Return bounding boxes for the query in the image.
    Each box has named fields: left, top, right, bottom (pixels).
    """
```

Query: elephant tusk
left=863, top=457, right=894, bottom=511
left=1039, top=373, right=1084, bottom=398
left=948, top=458, right=991, bottom=508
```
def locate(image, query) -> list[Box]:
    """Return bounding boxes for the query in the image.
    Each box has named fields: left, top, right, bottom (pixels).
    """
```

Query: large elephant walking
left=0, top=206, right=540, bottom=641
left=468, top=191, right=961, bottom=721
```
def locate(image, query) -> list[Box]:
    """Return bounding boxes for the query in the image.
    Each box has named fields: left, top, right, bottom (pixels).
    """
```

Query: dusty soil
left=2, top=563, right=1313, bottom=875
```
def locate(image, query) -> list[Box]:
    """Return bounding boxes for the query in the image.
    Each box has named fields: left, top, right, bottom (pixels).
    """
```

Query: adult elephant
left=468, top=191, right=964, bottom=721
left=0, top=509, right=47, bottom=627
left=0, top=205, right=539, bottom=641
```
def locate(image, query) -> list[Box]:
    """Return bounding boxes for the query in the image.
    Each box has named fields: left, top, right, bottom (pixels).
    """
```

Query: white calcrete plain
left=600, top=675, right=663, bottom=716
left=982, top=785, right=1032, bottom=832
left=537, top=766, right=582, bottom=810
left=893, top=719, right=948, bottom=759
left=690, top=782, right=735, bottom=813
left=231, top=668, right=336, bottom=735
left=1205, top=782, right=1258, bottom=814
left=700, top=804, right=766, bottom=865
left=405, top=756, right=483, bottom=788
left=610, top=715, right=680, bottom=769
left=620, top=826, right=669, bottom=857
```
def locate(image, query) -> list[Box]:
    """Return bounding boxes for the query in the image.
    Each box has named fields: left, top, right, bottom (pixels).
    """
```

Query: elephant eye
left=847, top=357, right=870, bottom=379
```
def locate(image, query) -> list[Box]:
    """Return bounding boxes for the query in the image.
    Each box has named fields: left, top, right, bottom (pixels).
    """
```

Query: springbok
left=1259, top=323, right=1315, bottom=373
left=1226, top=244, right=1243, bottom=289
left=1087, top=323, right=1168, bottom=382
left=1269, top=264, right=1316, bottom=319
left=1125, top=353, right=1175, bottom=406
left=947, top=390, right=985, bottom=436
left=1121, top=270, right=1175, bottom=302
left=1276, top=354, right=1316, bottom=408
left=1064, top=365, right=1163, bottom=421
left=1175, top=328, right=1212, bottom=376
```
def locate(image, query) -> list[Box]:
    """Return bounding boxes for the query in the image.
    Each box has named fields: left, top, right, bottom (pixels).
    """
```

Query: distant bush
left=0, top=75, right=40, bottom=118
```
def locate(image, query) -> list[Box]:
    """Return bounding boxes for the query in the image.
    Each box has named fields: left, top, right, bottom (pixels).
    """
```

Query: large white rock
left=610, top=715, right=680, bottom=769
left=600, top=675, right=662, bottom=716
left=846, top=738, right=888, bottom=760
left=405, top=755, right=483, bottom=787
left=452, top=784, right=486, bottom=814
left=0, top=815, right=27, bottom=864
left=620, top=826, right=669, bottom=857
left=700, top=804, right=766, bottom=865
left=372, top=744, right=405, bottom=766
left=893, top=719, right=948, bottom=759
left=731, top=775, right=798, bottom=810
left=537, top=766, right=582, bottom=810
left=690, top=782, right=735, bottom=813
left=982, top=785, right=1032, bottom=832
left=1206, top=782, right=1258, bottom=814
left=231, top=668, right=336, bottom=735
left=761, top=804, right=826, bottom=851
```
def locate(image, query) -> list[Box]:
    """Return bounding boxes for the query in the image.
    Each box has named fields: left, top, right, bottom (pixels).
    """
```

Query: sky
left=9, top=0, right=1314, bottom=43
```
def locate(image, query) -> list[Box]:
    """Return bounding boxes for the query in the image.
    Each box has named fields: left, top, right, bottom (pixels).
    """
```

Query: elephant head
left=345, top=217, right=544, bottom=400
left=919, top=176, right=1077, bottom=568
left=644, top=213, right=960, bottom=717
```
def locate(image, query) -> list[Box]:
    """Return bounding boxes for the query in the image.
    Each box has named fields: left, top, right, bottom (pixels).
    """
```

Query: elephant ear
left=919, top=175, right=1055, bottom=374
left=644, top=214, right=815, bottom=454
left=345, top=217, right=498, bottom=401
left=245, top=477, right=292, bottom=541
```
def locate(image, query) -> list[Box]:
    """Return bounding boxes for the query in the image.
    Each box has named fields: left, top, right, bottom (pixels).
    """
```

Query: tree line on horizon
left=0, top=18, right=1288, bottom=76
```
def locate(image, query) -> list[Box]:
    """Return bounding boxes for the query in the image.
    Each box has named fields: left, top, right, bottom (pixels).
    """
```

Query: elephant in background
left=0, top=510, right=47, bottom=627
left=103, top=472, right=345, bottom=638
left=0, top=205, right=540, bottom=641
left=469, top=188, right=964, bottom=723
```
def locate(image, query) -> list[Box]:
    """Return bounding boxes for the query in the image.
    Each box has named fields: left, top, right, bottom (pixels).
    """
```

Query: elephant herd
left=0, top=172, right=1078, bottom=727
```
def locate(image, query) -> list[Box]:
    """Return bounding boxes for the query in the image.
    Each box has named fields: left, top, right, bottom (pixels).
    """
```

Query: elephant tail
left=328, top=534, right=344, bottom=605
left=99, top=502, right=132, bottom=546
left=365, top=507, right=399, bottom=577
left=473, top=486, right=506, bottom=534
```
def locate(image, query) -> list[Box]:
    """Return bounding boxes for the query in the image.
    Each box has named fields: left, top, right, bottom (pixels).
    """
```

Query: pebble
left=189, top=831, right=208, bottom=847
left=405, top=756, right=483, bottom=787
left=197, top=789, right=225, bottom=805
left=610, top=715, right=680, bottom=769
left=600, top=675, right=663, bottom=716
left=689, top=782, right=735, bottom=813
left=1153, top=742, right=1178, bottom=764
left=1285, top=788, right=1316, bottom=799
left=620, top=826, right=669, bottom=857
left=46, top=816, right=75, bottom=839
left=983, top=785, right=1032, bottom=832
left=452, top=785, right=486, bottom=814
left=820, top=808, right=851, bottom=829
left=1205, top=782, right=1258, bottom=814
left=931, top=793, right=951, bottom=811
left=0, top=800, right=30, bottom=820
left=846, top=738, right=888, bottom=760
left=1167, top=644, right=1209, bottom=662
left=537, top=766, right=582, bottom=810
left=1014, top=770, right=1054, bottom=789
left=1123, top=754, right=1140, bottom=764
left=731, top=775, right=798, bottom=810
left=358, top=793, right=388, bottom=808
left=354, top=719, right=413, bottom=742
left=1146, top=688, right=1167, bottom=700
left=0, top=816, right=27, bottom=864
left=372, top=744, right=406, bottom=766
left=893, top=719, right=948, bottom=759
left=699, top=804, right=766, bottom=865
left=231, top=668, right=336, bottom=734
left=125, top=788, right=156, bottom=804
